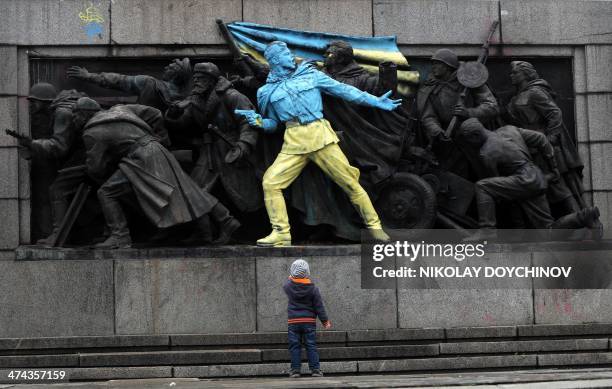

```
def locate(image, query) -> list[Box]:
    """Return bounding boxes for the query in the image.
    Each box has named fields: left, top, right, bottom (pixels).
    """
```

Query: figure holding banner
left=236, top=41, right=401, bottom=247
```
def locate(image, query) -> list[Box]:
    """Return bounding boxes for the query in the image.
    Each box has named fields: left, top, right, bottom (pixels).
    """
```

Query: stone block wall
left=0, top=0, right=611, bottom=257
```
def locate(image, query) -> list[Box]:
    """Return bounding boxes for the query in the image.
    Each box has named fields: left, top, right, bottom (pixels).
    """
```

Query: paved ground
left=4, top=367, right=612, bottom=388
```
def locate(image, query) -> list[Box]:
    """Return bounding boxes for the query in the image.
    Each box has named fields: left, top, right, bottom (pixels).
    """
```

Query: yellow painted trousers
left=262, top=142, right=383, bottom=234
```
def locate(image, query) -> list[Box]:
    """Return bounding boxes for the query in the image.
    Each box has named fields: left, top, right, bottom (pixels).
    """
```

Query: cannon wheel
left=374, top=173, right=437, bottom=229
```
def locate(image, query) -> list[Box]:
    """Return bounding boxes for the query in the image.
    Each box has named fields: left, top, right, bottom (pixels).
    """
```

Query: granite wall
left=0, top=0, right=611, bottom=335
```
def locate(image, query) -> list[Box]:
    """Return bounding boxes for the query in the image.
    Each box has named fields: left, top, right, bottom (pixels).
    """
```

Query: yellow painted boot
left=257, top=193, right=292, bottom=247
left=349, top=189, right=390, bottom=242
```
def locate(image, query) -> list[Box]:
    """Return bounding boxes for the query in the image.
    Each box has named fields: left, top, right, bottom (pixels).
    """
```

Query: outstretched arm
left=67, top=66, right=149, bottom=95
left=316, top=71, right=402, bottom=111
left=234, top=109, right=279, bottom=133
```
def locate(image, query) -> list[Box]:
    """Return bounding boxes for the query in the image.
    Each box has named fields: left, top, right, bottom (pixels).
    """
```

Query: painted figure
left=504, top=60, right=585, bottom=215
left=73, top=98, right=240, bottom=248
left=235, top=41, right=401, bottom=247
left=458, top=119, right=601, bottom=241
left=417, top=48, right=499, bottom=178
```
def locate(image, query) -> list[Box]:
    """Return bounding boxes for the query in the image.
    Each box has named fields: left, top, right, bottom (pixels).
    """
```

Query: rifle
left=53, top=181, right=91, bottom=247
left=216, top=19, right=254, bottom=77
left=444, top=20, right=499, bottom=138
left=5, top=129, right=32, bottom=146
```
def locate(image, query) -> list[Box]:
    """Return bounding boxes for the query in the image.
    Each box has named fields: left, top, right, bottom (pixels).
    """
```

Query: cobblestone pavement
left=5, top=367, right=612, bottom=388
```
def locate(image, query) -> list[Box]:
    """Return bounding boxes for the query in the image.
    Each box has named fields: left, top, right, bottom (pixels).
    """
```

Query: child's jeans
left=288, top=323, right=320, bottom=371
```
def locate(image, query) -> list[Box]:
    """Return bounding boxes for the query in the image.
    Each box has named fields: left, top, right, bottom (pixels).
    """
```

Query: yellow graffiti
left=78, top=4, right=104, bottom=24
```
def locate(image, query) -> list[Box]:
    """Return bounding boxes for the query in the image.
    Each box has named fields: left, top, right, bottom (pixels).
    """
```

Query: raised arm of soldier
left=67, top=65, right=150, bottom=95
left=235, top=67, right=401, bottom=132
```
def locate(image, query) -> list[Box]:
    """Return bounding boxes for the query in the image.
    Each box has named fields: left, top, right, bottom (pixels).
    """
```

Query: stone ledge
left=357, top=354, right=537, bottom=372
left=171, top=331, right=345, bottom=347
left=14, top=240, right=612, bottom=261
left=446, top=326, right=518, bottom=339
left=174, top=361, right=357, bottom=378
left=0, top=335, right=169, bottom=351
left=518, top=324, right=612, bottom=337
left=261, top=344, right=439, bottom=362
left=441, top=338, right=609, bottom=354
left=79, top=350, right=262, bottom=367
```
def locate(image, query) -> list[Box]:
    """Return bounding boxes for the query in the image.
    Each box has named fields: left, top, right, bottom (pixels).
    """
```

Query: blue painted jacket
left=257, top=62, right=380, bottom=131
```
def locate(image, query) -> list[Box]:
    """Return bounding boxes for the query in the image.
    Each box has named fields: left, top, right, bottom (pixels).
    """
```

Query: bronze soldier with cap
left=504, top=60, right=585, bottom=216
left=165, top=62, right=263, bottom=221
left=417, top=48, right=499, bottom=179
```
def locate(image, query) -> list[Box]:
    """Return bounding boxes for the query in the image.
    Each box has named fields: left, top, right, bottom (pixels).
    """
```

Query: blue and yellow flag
left=227, top=22, right=419, bottom=93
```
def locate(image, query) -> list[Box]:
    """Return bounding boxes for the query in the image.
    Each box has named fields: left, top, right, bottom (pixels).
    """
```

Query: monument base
left=3, top=242, right=612, bottom=338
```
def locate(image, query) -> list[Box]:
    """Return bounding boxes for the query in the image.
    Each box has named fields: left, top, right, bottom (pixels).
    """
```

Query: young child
left=283, top=259, right=332, bottom=378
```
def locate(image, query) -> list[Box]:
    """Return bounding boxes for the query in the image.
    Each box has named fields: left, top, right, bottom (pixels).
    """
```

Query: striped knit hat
left=290, top=259, right=310, bottom=278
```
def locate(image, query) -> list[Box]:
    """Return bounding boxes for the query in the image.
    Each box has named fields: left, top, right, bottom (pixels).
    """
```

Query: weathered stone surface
left=374, top=0, right=499, bottom=44
left=574, top=47, right=587, bottom=94
left=0, top=354, right=78, bottom=368
left=575, top=95, right=588, bottom=143
left=0, top=251, right=15, bottom=261
left=66, top=367, right=172, bottom=380
left=262, top=344, right=438, bottom=361
left=0, top=200, right=19, bottom=249
left=586, top=45, right=612, bottom=92
left=0, top=0, right=110, bottom=45
left=0, top=335, right=169, bottom=351
left=398, top=289, right=533, bottom=328
left=0, top=98, right=18, bottom=146
left=18, top=199, right=30, bottom=245
left=534, top=288, right=612, bottom=324
left=586, top=94, right=612, bottom=142
left=358, top=354, right=537, bottom=372
left=539, top=352, right=612, bottom=366
left=500, top=0, right=612, bottom=45
left=0, top=260, right=113, bottom=337
left=347, top=328, right=445, bottom=343
left=17, top=149, right=29, bottom=200
left=519, top=323, right=612, bottom=337
left=577, top=142, right=592, bottom=191
left=440, top=338, right=608, bottom=354
left=79, top=350, right=261, bottom=367
left=0, top=46, right=17, bottom=95
left=593, top=192, right=612, bottom=237
left=244, top=0, right=372, bottom=36
left=446, top=326, right=517, bottom=339
left=256, top=256, right=397, bottom=332
left=0, top=148, right=18, bottom=199
left=588, top=143, right=612, bottom=191
left=174, top=361, right=357, bottom=378
left=172, top=331, right=345, bottom=346
left=111, top=0, right=241, bottom=45
left=16, top=48, right=29, bottom=98
left=115, top=259, right=256, bottom=334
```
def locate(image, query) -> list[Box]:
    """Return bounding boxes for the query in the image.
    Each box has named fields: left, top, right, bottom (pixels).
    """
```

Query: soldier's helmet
left=28, top=83, right=58, bottom=101
left=193, top=62, right=221, bottom=78
left=431, top=49, right=459, bottom=69
left=74, top=97, right=101, bottom=112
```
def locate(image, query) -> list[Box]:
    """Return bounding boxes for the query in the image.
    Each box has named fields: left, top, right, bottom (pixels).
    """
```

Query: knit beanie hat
left=290, top=259, right=310, bottom=278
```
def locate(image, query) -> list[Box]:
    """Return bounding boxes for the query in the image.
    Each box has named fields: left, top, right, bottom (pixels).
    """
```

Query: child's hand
left=323, top=321, right=332, bottom=329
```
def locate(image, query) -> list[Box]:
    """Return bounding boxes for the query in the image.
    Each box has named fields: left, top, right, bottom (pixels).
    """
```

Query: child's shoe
left=311, top=369, right=324, bottom=377
left=289, top=370, right=300, bottom=378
